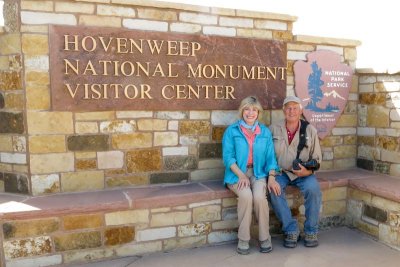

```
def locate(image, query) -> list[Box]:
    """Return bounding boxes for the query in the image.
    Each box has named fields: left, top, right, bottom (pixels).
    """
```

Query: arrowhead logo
left=293, top=50, right=353, bottom=139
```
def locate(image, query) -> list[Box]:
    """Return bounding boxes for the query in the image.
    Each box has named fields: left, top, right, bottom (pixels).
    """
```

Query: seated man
left=268, top=96, right=322, bottom=248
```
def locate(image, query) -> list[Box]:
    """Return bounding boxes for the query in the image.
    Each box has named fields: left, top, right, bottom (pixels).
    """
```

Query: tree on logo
left=306, top=61, right=324, bottom=111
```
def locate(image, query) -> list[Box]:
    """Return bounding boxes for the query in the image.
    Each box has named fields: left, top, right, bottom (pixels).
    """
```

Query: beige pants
left=228, top=168, right=270, bottom=242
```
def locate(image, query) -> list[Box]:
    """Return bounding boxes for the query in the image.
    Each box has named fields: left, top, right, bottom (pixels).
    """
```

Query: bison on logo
left=294, top=50, right=353, bottom=139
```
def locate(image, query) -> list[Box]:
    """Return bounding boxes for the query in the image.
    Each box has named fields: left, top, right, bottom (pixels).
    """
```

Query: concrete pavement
left=69, top=227, right=399, bottom=267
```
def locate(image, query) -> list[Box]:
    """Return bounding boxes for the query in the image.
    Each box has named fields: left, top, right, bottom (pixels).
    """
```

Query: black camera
left=292, top=159, right=320, bottom=171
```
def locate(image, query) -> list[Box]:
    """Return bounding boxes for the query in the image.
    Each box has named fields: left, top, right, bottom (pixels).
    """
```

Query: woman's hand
left=267, top=176, right=281, bottom=196
left=237, top=175, right=250, bottom=190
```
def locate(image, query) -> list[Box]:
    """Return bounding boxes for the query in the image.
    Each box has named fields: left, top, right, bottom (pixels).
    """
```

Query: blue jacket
left=222, top=121, right=279, bottom=185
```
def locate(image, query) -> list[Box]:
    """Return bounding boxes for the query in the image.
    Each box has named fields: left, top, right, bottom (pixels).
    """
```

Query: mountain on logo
left=324, top=90, right=345, bottom=100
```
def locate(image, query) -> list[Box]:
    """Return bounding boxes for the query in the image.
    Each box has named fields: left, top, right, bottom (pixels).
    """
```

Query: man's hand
left=267, top=176, right=281, bottom=196
left=292, top=163, right=313, bottom=177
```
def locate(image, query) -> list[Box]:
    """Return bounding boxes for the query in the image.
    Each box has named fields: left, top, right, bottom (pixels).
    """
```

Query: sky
left=0, top=0, right=398, bottom=72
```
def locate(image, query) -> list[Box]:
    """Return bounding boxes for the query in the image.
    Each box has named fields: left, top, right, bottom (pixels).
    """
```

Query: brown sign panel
left=49, top=25, right=287, bottom=111
left=294, top=50, right=353, bottom=139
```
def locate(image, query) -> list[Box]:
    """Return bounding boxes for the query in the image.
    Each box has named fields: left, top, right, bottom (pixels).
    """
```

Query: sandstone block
left=156, top=111, right=187, bottom=120
left=164, top=235, right=207, bottom=251
left=116, top=110, right=152, bottom=119
left=106, top=175, right=148, bottom=188
left=367, top=105, right=390, bottom=127
left=126, top=148, right=161, bottom=172
left=151, top=211, right=192, bottom=227
left=27, top=111, right=73, bottom=134
left=212, top=219, right=239, bottom=230
left=136, top=227, right=176, bottom=241
left=0, top=34, right=21, bottom=54
left=190, top=168, right=224, bottom=182
left=137, top=119, right=167, bottom=131
left=112, top=133, right=152, bottom=149
left=75, top=122, right=99, bottom=134
left=0, top=71, right=22, bottom=90
left=180, top=12, right=217, bottom=24
left=97, top=151, right=124, bottom=169
left=149, top=172, right=189, bottom=184
left=115, top=241, right=162, bottom=257
left=29, top=135, right=65, bottom=153
left=4, top=92, right=24, bottom=110
left=137, top=8, right=176, bottom=20
left=54, top=232, right=101, bottom=251
left=170, top=22, right=201, bottom=33
left=208, top=230, right=237, bottom=243
left=180, top=121, right=210, bottom=135
left=63, top=214, right=103, bottom=230
left=5, top=255, right=62, bottom=267
left=123, top=19, right=168, bottom=31
left=26, top=84, right=50, bottom=110
left=105, top=226, right=135, bottom=246
left=31, top=173, right=60, bottom=195
left=76, top=159, right=97, bottom=170
left=163, top=146, right=188, bottom=156
left=30, top=153, right=73, bottom=174
left=220, top=17, right=253, bottom=27
left=67, top=135, right=109, bottom=151
left=100, top=120, right=136, bottom=133
left=98, top=4, right=135, bottom=17
left=211, top=111, right=237, bottom=125
left=3, top=173, right=29, bottom=194
left=63, top=248, right=113, bottom=264
left=22, top=34, right=48, bottom=55
left=55, top=2, right=95, bottom=13
left=105, top=210, right=149, bottom=226
left=3, top=219, right=59, bottom=239
left=322, top=187, right=347, bottom=201
left=3, top=236, right=52, bottom=259
left=154, top=132, right=178, bottom=146
left=21, top=1, right=53, bottom=11
left=0, top=135, right=13, bottom=151
left=75, top=111, right=115, bottom=121
left=21, top=11, right=77, bottom=25
left=349, top=188, right=371, bottom=202
left=334, top=145, right=357, bottom=159
left=178, top=223, right=211, bottom=237
left=193, top=205, right=221, bottom=223
left=203, top=26, right=236, bottom=37
left=61, top=171, right=104, bottom=192
left=255, top=20, right=287, bottom=30
left=164, top=156, right=197, bottom=170
left=79, top=15, right=120, bottom=27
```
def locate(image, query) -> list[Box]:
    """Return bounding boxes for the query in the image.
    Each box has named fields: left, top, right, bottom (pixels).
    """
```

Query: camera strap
left=296, top=119, right=309, bottom=159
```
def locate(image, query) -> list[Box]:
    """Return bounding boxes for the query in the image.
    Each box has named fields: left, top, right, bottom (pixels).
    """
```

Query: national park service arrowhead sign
left=294, top=50, right=353, bottom=139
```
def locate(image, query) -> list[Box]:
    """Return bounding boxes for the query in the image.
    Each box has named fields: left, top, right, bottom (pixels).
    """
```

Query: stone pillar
left=0, top=0, right=29, bottom=194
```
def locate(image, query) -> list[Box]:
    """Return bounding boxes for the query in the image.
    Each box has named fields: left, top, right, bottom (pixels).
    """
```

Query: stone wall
left=0, top=0, right=361, bottom=196
left=0, top=184, right=347, bottom=266
left=356, top=71, right=400, bottom=177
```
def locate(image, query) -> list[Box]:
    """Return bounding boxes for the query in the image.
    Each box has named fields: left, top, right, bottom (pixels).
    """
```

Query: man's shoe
left=237, top=239, right=250, bottom=255
left=259, top=239, right=272, bottom=253
left=284, top=232, right=300, bottom=248
left=304, top=233, right=319, bottom=247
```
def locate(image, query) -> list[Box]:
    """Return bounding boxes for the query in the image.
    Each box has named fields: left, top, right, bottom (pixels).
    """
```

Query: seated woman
left=222, top=96, right=279, bottom=254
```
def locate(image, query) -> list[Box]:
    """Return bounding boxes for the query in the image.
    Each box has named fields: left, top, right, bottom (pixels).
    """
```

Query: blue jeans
left=269, top=172, right=321, bottom=235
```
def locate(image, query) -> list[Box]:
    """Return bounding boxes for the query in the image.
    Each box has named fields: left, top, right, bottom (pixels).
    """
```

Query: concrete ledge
left=0, top=168, right=376, bottom=220
left=0, top=181, right=235, bottom=220
left=348, top=175, right=400, bottom=203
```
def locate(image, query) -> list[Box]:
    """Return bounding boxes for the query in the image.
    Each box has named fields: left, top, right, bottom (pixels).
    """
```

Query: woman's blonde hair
left=238, top=96, right=263, bottom=119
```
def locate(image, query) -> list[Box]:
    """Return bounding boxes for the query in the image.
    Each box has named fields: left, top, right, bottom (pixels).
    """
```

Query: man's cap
left=283, top=95, right=301, bottom=106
